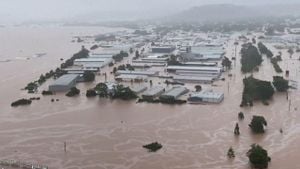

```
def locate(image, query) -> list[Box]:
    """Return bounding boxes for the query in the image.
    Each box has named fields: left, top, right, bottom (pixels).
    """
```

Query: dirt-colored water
left=0, top=26, right=300, bottom=169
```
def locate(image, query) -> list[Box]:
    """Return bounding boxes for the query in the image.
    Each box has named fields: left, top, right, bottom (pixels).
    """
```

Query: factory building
left=142, top=86, right=165, bottom=100
left=49, top=74, right=79, bottom=92
left=151, top=46, right=176, bottom=54
left=187, top=90, right=224, bottom=104
left=159, top=87, right=189, bottom=100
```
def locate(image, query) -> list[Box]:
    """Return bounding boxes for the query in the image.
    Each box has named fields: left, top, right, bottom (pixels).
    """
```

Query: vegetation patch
left=112, top=51, right=129, bottom=62
left=11, top=99, right=32, bottom=107
left=143, top=142, right=162, bottom=152
left=247, top=144, right=271, bottom=169
left=241, top=43, right=262, bottom=73
left=249, top=116, right=267, bottom=133
left=241, top=76, right=274, bottom=107
left=66, top=87, right=80, bottom=97
left=271, top=57, right=283, bottom=73
left=272, top=76, right=289, bottom=92
left=111, top=85, right=137, bottom=100
left=42, top=90, right=53, bottom=95
left=258, top=42, right=273, bottom=58
left=83, top=71, right=95, bottom=82
left=86, top=89, right=97, bottom=97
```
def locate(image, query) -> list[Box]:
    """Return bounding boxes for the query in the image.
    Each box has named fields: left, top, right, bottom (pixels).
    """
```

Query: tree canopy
left=247, top=144, right=271, bottom=169
left=241, top=76, right=274, bottom=106
left=249, top=116, right=267, bottom=133
left=258, top=42, right=273, bottom=58
left=241, top=43, right=263, bottom=73
left=83, top=71, right=95, bottom=82
left=272, top=76, right=289, bottom=92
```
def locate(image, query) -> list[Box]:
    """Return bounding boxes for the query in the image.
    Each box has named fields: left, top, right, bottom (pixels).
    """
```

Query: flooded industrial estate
left=0, top=25, right=300, bottom=169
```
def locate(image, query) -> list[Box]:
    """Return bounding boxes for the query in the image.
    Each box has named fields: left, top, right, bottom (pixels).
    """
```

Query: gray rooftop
left=51, top=74, right=79, bottom=86
left=161, top=87, right=189, bottom=98
left=190, top=90, right=224, bottom=99
left=142, top=86, right=165, bottom=96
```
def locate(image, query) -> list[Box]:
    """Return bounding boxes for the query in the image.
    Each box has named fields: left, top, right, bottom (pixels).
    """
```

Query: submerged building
left=159, top=87, right=189, bottom=100
left=187, top=90, right=224, bottom=104
left=142, top=86, right=165, bottom=100
left=49, top=74, right=79, bottom=92
left=151, top=46, right=176, bottom=54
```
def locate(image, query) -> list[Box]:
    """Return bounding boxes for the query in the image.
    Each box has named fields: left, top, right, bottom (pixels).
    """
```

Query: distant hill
left=166, top=4, right=300, bottom=23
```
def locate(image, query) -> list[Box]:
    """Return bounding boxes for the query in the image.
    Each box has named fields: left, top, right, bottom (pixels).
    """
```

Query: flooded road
left=0, top=26, right=300, bottom=169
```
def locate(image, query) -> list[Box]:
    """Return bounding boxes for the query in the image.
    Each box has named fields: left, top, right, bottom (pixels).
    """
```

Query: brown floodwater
left=0, top=26, right=300, bottom=169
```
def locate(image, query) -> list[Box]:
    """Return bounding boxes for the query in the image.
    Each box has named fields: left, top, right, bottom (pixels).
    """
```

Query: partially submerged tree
left=272, top=76, right=289, bottom=92
left=234, top=123, right=240, bottom=136
left=247, top=144, right=271, bottom=169
left=195, top=85, right=202, bottom=92
left=238, top=112, right=245, bottom=120
left=241, top=76, right=274, bottom=107
left=222, top=56, right=232, bottom=70
left=94, top=83, right=108, bottom=97
left=249, top=116, right=267, bottom=133
left=240, top=43, right=262, bottom=73
left=227, top=147, right=235, bottom=158
left=83, top=71, right=95, bottom=82
left=143, top=142, right=162, bottom=152
left=66, top=87, right=80, bottom=97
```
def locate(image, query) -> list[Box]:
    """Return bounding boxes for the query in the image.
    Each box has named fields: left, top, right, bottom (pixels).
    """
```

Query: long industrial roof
left=167, top=66, right=222, bottom=71
left=50, top=74, right=78, bottom=86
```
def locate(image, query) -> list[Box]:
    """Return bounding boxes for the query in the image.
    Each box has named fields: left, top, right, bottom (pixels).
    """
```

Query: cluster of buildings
left=47, top=27, right=227, bottom=104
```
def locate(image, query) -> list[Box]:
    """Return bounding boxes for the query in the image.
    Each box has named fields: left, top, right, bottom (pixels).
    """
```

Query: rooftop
left=142, top=86, right=165, bottom=96
left=116, top=70, right=159, bottom=76
left=167, top=66, right=222, bottom=72
left=161, top=87, right=189, bottom=98
left=74, top=58, right=108, bottom=62
left=51, top=74, right=79, bottom=86
left=190, top=90, right=224, bottom=99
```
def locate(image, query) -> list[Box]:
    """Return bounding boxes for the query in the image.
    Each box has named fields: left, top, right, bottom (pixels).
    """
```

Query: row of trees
left=25, top=68, right=66, bottom=93
left=241, top=75, right=289, bottom=106
left=258, top=42, right=273, bottom=58
left=113, top=64, right=135, bottom=74
left=87, top=83, right=137, bottom=100
left=112, top=51, right=129, bottom=62
left=60, top=46, right=89, bottom=69
left=241, top=43, right=263, bottom=73
left=241, top=76, right=274, bottom=107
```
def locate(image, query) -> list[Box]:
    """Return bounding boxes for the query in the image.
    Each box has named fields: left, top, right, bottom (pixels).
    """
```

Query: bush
left=66, top=87, right=80, bottom=97
left=86, top=89, right=97, bottom=97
